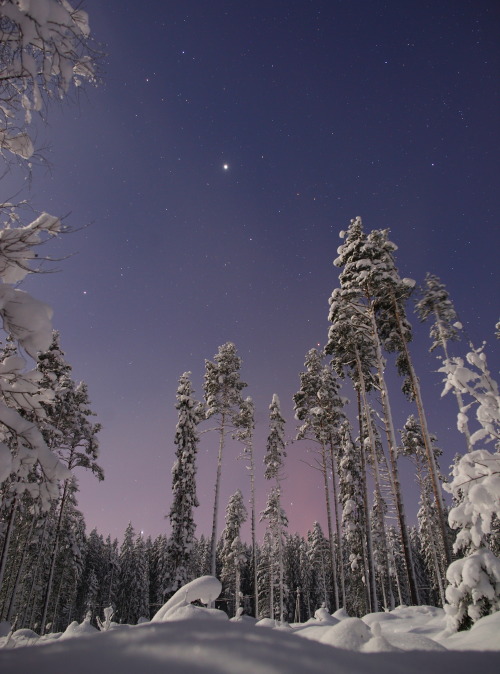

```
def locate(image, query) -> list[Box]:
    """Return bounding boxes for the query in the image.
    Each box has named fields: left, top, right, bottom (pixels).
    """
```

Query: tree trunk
left=355, top=356, right=378, bottom=612
left=40, top=480, right=69, bottom=635
left=6, top=516, right=35, bottom=622
left=367, top=305, right=420, bottom=605
left=0, top=494, right=18, bottom=594
left=321, top=441, right=339, bottom=610
left=392, top=296, right=452, bottom=568
left=328, top=440, right=345, bottom=607
left=210, top=412, right=226, bottom=578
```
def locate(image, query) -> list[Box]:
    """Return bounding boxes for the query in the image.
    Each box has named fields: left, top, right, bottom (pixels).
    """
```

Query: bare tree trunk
left=0, top=495, right=18, bottom=594
left=321, top=442, right=339, bottom=610
left=392, top=297, right=452, bottom=568
left=248, top=442, right=258, bottom=618
left=329, top=441, right=345, bottom=607
left=416, top=462, right=446, bottom=606
left=367, top=305, right=420, bottom=605
left=21, top=515, right=49, bottom=628
left=40, top=480, right=69, bottom=635
left=355, top=356, right=378, bottom=612
left=269, top=530, right=274, bottom=620
left=210, top=412, right=226, bottom=578
left=361, top=403, right=394, bottom=610
left=6, top=516, right=35, bottom=622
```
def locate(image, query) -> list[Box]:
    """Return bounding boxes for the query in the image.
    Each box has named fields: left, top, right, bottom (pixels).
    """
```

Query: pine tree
left=36, top=334, right=102, bottom=634
left=294, top=349, right=345, bottom=609
left=167, top=372, right=202, bottom=596
left=204, top=343, right=247, bottom=576
left=220, top=489, right=247, bottom=616
left=233, top=397, right=258, bottom=617
left=416, top=274, right=471, bottom=451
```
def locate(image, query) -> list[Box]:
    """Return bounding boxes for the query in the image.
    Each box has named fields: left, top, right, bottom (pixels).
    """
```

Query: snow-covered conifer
left=166, top=372, right=202, bottom=596
left=204, top=342, right=246, bottom=576
left=416, top=274, right=471, bottom=451
left=220, top=489, right=247, bottom=616
left=294, top=349, right=345, bottom=609
left=263, top=394, right=287, bottom=621
left=260, top=487, right=288, bottom=621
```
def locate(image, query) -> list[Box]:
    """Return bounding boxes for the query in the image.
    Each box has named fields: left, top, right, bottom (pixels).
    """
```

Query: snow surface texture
left=1, top=576, right=500, bottom=674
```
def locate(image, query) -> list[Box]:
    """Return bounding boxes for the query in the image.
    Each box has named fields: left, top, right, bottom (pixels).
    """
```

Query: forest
left=0, top=0, right=499, bottom=646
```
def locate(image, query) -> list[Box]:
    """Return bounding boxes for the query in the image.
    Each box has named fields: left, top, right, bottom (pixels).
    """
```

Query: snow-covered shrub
left=445, top=548, right=500, bottom=631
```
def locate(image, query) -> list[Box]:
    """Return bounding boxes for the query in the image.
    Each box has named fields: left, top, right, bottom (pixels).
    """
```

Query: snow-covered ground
left=1, top=577, right=499, bottom=674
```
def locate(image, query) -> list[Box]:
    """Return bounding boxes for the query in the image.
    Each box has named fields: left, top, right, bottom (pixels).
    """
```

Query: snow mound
left=332, top=607, right=350, bottom=620
left=255, top=618, right=277, bottom=628
left=361, top=623, right=403, bottom=652
left=362, top=611, right=400, bottom=626
left=59, top=618, right=98, bottom=640
left=314, top=607, right=338, bottom=624
left=439, top=611, right=500, bottom=651
left=151, top=576, right=226, bottom=622
left=385, top=631, right=447, bottom=651
left=319, top=617, right=372, bottom=650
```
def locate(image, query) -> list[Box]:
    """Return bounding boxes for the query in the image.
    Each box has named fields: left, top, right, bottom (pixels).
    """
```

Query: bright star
left=223, top=164, right=229, bottom=170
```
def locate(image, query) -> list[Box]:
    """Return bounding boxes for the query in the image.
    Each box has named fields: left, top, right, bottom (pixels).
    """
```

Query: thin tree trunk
left=321, top=442, right=339, bottom=610
left=367, top=305, right=420, bottom=604
left=0, top=494, right=18, bottom=594
left=6, top=516, right=35, bottom=622
left=392, top=296, right=452, bottom=568
left=249, top=442, right=258, bottom=618
left=269, top=530, right=274, bottom=620
left=329, top=441, right=345, bottom=607
left=40, top=480, right=69, bottom=635
left=355, top=356, right=378, bottom=612
left=361, top=403, right=394, bottom=610
left=416, top=462, right=446, bottom=606
left=210, top=412, right=226, bottom=578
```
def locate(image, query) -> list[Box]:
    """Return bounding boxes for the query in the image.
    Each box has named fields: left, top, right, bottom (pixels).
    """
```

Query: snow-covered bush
left=445, top=548, right=500, bottom=631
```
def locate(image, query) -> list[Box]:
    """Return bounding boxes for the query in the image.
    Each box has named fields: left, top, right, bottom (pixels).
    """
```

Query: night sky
left=5, top=0, right=499, bottom=542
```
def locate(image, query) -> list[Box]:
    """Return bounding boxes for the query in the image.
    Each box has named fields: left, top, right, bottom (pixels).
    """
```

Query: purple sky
left=6, top=0, right=499, bottom=543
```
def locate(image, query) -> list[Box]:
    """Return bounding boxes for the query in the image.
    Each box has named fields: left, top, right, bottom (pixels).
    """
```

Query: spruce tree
left=220, top=489, right=247, bottom=616
left=167, top=372, right=202, bottom=595
left=263, top=394, right=287, bottom=622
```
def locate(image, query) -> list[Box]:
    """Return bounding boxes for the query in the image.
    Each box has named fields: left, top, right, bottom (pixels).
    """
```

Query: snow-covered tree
left=416, top=274, right=471, bottom=451
left=263, top=394, right=287, bottom=621
left=399, top=415, right=447, bottom=606
left=220, top=489, right=247, bottom=617
left=294, top=349, right=345, bottom=609
left=444, top=450, right=500, bottom=630
left=260, top=487, right=288, bottom=622
left=166, top=372, right=202, bottom=596
left=233, top=396, right=258, bottom=617
left=0, top=0, right=96, bottom=161
left=204, top=342, right=246, bottom=576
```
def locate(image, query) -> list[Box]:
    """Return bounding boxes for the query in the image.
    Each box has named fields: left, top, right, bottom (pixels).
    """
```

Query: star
left=223, top=164, right=229, bottom=170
